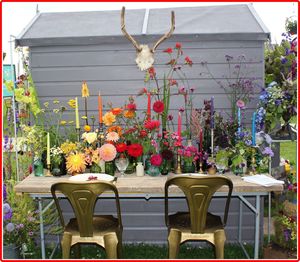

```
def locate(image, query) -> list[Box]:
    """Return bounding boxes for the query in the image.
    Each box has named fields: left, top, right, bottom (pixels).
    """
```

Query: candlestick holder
left=45, top=164, right=52, bottom=176
left=198, top=160, right=204, bottom=174
left=248, top=146, right=257, bottom=175
left=175, top=150, right=182, bottom=174
left=211, top=128, right=214, bottom=158
left=76, top=128, right=81, bottom=142
left=97, top=124, right=105, bottom=147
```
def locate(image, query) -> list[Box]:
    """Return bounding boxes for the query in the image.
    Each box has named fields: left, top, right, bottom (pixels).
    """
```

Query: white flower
left=82, top=132, right=97, bottom=144
left=106, top=132, right=119, bottom=142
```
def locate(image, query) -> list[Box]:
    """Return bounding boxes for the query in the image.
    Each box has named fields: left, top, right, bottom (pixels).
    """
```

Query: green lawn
left=280, top=141, right=297, bottom=165
left=25, top=243, right=255, bottom=259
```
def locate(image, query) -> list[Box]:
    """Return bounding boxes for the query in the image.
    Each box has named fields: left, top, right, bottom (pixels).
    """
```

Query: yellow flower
left=53, top=99, right=60, bottom=104
left=92, top=149, right=100, bottom=163
left=60, top=142, right=77, bottom=155
left=81, top=116, right=88, bottom=120
left=103, top=112, right=116, bottom=126
left=68, top=99, right=76, bottom=108
left=81, top=132, right=97, bottom=144
left=66, top=152, right=87, bottom=175
left=53, top=109, right=60, bottom=113
left=68, top=121, right=74, bottom=124
left=81, top=81, right=89, bottom=97
left=60, top=120, right=67, bottom=126
left=123, top=110, right=135, bottom=119
left=43, top=102, right=49, bottom=108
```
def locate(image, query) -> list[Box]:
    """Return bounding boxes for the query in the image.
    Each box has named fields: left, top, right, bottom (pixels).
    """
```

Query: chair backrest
left=165, top=175, right=233, bottom=234
left=51, top=181, right=122, bottom=237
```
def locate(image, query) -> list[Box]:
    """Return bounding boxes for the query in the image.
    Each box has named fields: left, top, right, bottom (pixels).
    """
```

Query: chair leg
left=214, top=230, right=226, bottom=259
left=168, top=228, right=182, bottom=259
left=117, top=231, right=123, bottom=258
left=61, top=232, right=72, bottom=259
left=104, top=233, right=118, bottom=259
left=73, top=243, right=81, bottom=258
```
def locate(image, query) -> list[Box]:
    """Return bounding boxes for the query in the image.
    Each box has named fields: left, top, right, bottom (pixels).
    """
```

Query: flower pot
left=105, top=161, right=115, bottom=176
left=3, top=244, right=20, bottom=259
left=146, top=166, right=160, bottom=177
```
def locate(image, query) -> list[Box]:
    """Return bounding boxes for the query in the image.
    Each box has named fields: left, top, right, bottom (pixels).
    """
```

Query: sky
left=2, top=1, right=298, bottom=71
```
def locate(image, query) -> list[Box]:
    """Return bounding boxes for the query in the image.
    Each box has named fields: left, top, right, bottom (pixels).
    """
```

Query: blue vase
left=146, top=166, right=160, bottom=177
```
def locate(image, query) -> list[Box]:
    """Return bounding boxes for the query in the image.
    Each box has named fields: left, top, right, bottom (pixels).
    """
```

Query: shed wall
left=29, top=39, right=264, bottom=127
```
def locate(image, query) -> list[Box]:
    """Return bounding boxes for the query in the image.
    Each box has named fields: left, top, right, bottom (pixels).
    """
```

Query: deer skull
left=121, top=7, right=175, bottom=71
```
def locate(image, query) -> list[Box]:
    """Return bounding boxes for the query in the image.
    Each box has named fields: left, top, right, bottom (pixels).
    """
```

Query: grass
left=25, top=243, right=255, bottom=259
left=280, top=141, right=297, bottom=165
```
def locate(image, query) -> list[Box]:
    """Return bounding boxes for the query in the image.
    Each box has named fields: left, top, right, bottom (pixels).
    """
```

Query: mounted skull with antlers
left=121, top=7, right=175, bottom=71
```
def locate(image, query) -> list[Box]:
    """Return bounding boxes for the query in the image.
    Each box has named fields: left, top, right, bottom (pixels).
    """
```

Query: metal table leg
left=38, top=197, right=46, bottom=259
left=254, top=195, right=260, bottom=259
left=268, top=192, right=271, bottom=243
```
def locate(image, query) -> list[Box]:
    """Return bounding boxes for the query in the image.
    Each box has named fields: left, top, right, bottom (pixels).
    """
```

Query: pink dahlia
left=99, top=144, right=117, bottom=162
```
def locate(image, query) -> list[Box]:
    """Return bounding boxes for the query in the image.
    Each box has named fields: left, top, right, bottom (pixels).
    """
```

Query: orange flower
left=123, top=110, right=135, bottom=119
left=111, top=107, right=123, bottom=115
left=107, top=126, right=122, bottom=136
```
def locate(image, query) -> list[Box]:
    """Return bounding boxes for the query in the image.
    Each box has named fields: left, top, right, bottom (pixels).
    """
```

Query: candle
left=98, top=91, right=103, bottom=124
left=252, top=112, right=256, bottom=146
left=177, top=112, right=182, bottom=139
left=147, top=93, right=151, bottom=120
left=75, top=97, right=80, bottom=129
left=210, top=96, right=214, bottom=129
left=46, top=132, right=50, bottom=165
left=237, top=107, right=241, bottom=133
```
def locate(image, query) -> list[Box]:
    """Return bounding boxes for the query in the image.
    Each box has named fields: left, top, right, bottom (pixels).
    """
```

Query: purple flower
left=16, top=223, right=24, bottom=230
left=283, top=229, right=291, bottom=241
left=3, top=203, right=13, bottom=220
left=245, top=140, right=252, bottom=146
left=3, top=184, right=7, bottom=200
left=28, top=231, right=34, bottom=236
left=262, top=147, right=274, bottom=157
left=167, top=114, right=173, bottom=121
left=190, top=87, right=195, bottom=93
left=281, top=57, right=288, bottom=64
left=275, top=99, right=282, bottom=106
left=179, top=107, right=185, bottom=113
left=6, top=223, right=15, bottom=232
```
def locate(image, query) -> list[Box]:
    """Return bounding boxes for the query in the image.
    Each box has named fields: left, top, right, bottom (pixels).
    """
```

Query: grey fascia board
left=15, top=12, right=41, bottom=46
left=16, top=32, right=269, bottom=47
left=247, top=3, right=271, bottom=39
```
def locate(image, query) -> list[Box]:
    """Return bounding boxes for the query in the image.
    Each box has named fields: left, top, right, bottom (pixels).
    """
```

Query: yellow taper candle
left=47, top=132, right=50, bottom=165
left=75, top=97, right=80, bottom=129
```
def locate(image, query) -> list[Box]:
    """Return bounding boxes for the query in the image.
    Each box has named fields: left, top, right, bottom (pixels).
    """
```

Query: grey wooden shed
left=16, top=4, right=270, bottom=250
left=16, top=4, right=269, bottom=128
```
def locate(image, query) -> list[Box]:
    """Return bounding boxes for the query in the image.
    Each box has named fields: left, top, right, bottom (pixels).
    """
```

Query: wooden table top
left=14, top=173, right=283, bottom=196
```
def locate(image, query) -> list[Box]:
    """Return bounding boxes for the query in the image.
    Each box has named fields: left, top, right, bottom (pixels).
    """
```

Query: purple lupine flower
left=6, top=223, right=15, bottom=232
left=245, top=140, right=252, bottom=146
left=3, top=184, right=7, bottom=200
left=262, top=147, right=274, bottom=157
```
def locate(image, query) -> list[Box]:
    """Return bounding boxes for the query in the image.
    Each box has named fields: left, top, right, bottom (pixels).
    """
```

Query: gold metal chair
left=165, top=175, right=233, bottom=259
left=51, top=181, right=123, bottom=259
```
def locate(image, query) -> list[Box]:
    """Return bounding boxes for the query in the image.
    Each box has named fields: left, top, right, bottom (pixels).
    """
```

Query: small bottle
left=136, top=162, right=144, bottom=177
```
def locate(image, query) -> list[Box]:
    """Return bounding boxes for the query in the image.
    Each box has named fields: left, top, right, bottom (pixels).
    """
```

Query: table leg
left=238, top=199, right=243, bottom=242
left=268, top=192, right=271, bottom=243
left=254, top=195, right=260, bottom=259
left=38, top=197, right=46, bottom=259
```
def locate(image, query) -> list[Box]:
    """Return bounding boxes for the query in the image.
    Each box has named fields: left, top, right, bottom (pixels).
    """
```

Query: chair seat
left=169, top=212, right=224, bottom=233
left=65, top=215, right=120, bottom=237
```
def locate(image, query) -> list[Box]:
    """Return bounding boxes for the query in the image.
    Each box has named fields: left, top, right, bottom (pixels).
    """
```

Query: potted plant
left=285, top=17, right=297, bottom=35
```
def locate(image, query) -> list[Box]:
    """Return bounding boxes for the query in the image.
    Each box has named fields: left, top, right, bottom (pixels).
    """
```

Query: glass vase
left=90, top=163, right=102, bottom=173
left=160, top=159, right=171, bottom=176
left=51, top=159, right=67, bottom=177
left=105, top=161, right=115, bottom=176
left=182, top=160, right=195, bottom=173
left=125, top=157, right=135, bottom=174
left=33, top=158, right=44, bottom=177
left=146, top=165, right=160, bottom=177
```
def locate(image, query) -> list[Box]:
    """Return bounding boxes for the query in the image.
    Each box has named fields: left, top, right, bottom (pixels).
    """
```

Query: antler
left=121, top=7, right=142, bottom=51
left=151, top=11, right=175, bottom=52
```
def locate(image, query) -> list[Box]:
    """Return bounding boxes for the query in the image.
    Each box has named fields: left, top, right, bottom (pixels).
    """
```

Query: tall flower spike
left=81, top=81, right=89, bottom=97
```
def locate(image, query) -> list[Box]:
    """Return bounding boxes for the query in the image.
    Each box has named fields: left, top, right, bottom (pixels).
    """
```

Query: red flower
left=28, top=165, right=33, bottom=174
left=116, top=143, right=127, bottom=153
left=124, top=127, right=137, bottom=135
left=166, top=59, right=176, bottom=66
left=153, top=100, right=164, bottom=114
left=185, top=56, right=193, bottom=66
left=169, top=79, right=178, bottom=86
left=127, top=103, right=137, bottom=111
left=150, top=154, right=163, bottom=166
left=148, top=67, right=156, bottom=79
left=163, top=48, right=173, bottom=54
left=139, top=130, right=148, bottom=138
left=144, top=120, right=160, bottom=130
left=175, top=42, right=182, bottom=49
left=127, top=144, right=143, bottom=158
